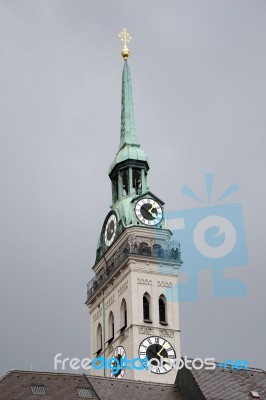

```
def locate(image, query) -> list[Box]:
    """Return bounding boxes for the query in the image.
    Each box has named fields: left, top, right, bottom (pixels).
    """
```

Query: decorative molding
left=137, top=278, right=152, bottom=285
left=139, top=327, right=154, bottom=335
left=118, top=280, right=128, bottom=296
left=159, top=328, right=174, bottom=339
left=119, top=330, right=129, bottom=344
left=93, top=308, right=102, bottom=322
left=105, top=294, right=115, bottom=310
left=157, top=280, right=172, bottom=288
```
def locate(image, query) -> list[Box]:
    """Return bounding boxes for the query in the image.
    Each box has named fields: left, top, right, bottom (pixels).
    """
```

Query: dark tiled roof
left=191, top=366, right=266, bottom=400
left=0, top=370, right=98, bottom=400
left=2, top=366, right=266, bottom=400
left=87, top=375, right=186, bottom=400
left=0, top=370, right=186, bottom=400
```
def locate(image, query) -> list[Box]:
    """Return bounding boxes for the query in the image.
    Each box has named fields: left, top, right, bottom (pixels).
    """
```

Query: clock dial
left=139, top=336, right=176, bottom=374
left=104, top=214, right=117, bottom=246
left=110, top=346, right=126, bottom=378
left=135, top=198, right=163, bottom=226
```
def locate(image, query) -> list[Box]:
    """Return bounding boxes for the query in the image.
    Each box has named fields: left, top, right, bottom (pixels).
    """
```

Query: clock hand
left=157, top=348, right=164, bottom=357
left=147, top=203, right=158, bottom=218
left=156, top=344, right=168, bottom=357
left=148, top=203, right=156, bottom=213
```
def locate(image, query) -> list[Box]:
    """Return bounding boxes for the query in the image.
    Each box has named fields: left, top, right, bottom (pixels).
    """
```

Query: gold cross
left=118, top=28, right=132, bottom=60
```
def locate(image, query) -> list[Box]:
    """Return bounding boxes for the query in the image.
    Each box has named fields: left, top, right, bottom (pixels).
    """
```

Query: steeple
left=109, top=29, right=149, bottom=204
left=118, top=28, right=138, bottom=149
left=119, top=61, right=139, bottom=149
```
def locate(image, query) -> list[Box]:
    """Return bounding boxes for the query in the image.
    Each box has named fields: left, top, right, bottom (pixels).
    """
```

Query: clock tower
left=86, top=30, right=182, bottom=384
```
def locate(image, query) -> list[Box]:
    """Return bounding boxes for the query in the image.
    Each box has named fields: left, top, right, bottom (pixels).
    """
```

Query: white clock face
left=110, top=346, right=126, bottom=378
left=104, top=214, right=117, bottom=246
left=139, top=336, right=176, bottom=374
left=135, top=198, right=163, bottom=226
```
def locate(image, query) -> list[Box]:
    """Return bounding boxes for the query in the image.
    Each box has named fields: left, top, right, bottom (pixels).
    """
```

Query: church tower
left=86, top=30, right=182, bottom=384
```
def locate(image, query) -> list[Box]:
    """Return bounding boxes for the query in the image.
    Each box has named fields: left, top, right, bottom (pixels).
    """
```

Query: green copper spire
left=109, top=30, right=148, bottom=175
left=119, top=61, right=139, bottom=149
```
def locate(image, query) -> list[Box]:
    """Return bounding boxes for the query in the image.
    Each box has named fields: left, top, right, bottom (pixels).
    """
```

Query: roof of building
left=191, top=365, right=266, bottom=400
left=2, top=366, right=266, bottom=400
left=0, top=370, right=186, bottom=400
left=175, top=362, right=266, bottom=400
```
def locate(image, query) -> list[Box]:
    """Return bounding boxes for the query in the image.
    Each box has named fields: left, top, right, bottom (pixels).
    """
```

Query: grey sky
left=0, top=0, right=265, bottom=376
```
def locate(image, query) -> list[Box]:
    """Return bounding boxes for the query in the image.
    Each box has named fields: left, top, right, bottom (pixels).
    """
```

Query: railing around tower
left=87, top=240, right=182, bottom=300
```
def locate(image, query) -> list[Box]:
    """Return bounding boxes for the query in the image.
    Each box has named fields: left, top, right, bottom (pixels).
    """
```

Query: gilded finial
left=118, top=28, right=132, bottom=60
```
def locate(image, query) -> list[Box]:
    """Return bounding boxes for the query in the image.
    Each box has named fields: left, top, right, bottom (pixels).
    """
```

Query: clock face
left=135, top=198, right=163, bottom=226
left=104, top=214, right=117, bottom=246
left=110, top=346, right=126, bottom=379
left=139, top=336, right=176, bottom=374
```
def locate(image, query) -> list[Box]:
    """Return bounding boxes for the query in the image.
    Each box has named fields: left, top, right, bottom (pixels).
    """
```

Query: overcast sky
left=0, top=0, right=265, bottom=376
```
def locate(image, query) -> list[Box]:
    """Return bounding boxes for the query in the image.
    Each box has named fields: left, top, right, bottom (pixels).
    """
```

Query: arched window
left=120, top=299, right=127, bottom=332
left=133, top=169, right=141, bottom=194
left=96, top=323, right=102, bottom=353
left=143, top=293, right=151, bottom=322
left=122, top=171, right=128, bottom=196
left=159, top=295, right=167, bottom=324
left=112, top=177, right=118, bottom=204
left=108, top=311, right=114, bottom=343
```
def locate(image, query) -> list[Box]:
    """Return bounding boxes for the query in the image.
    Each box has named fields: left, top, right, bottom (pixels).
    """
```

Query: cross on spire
left=118, top=28, right=132, bottom=60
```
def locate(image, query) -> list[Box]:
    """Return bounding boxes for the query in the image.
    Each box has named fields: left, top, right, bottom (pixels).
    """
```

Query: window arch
left=120, top=299, right=127, bottom=332
left=159, top=295, right=167, bottom=324
left=96, top=323, right=102, bottom=353
left=108, top=311, right=114, bottom=343
left=143, top=292, right=151, bottom=322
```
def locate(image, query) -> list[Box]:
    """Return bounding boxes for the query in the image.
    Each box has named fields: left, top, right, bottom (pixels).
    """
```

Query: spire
left=117, top=29, right=139, bottom=150
left=119, top=61, right=139, bottom=149
left=109, top=29, right=148, bottom=176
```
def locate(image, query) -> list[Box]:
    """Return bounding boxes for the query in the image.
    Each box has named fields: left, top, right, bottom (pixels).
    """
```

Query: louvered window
left=77, top=387, right=93, bottom=398
left=121, top=299, right=127, bottom=332
left=143, top=295, right=151, bottom=322
left=31, top=384, right=46, bottom=395
left=96, top=323, right=102, bottom=353
left=159, top=296, right=167, bottom=324
left=108, top=311, right=114, bottom=343
left=124, top=307, right=127, bottom=327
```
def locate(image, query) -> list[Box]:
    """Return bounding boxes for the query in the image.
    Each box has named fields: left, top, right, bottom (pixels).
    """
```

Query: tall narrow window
left=113, top=178, right=118, bottom=203
left=122, top=171, right=128, bottom=196
left=96, top=323, right=102, bottom=353
left=159, top=295, right=167, bottom=324
left=133, top=169, right=141, bottom=194
left=108, top=311, right=114, bottom=343
left=143, top=293, right=151, bottom=322
left=120, top=299, right=127, bottom=332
